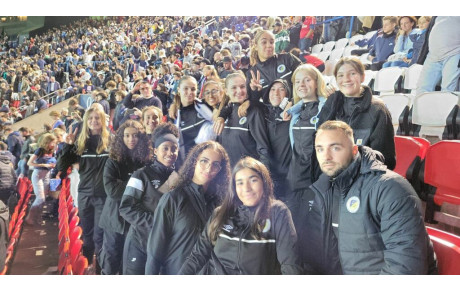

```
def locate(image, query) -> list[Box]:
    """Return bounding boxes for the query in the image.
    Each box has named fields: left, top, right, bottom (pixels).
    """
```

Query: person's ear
left=352, top=145, right=358, bottom=156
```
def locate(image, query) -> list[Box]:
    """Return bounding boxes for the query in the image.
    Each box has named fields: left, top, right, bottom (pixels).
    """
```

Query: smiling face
left=269, top=82, right=287, bottom=107
left=226, top=75, right=247, bottom=104
left=294, top=70, right=318, bottom=102
left=154, top=141, right=178, bottom=168
left=87, top=111, right=103, bottom=134
left=203, top=83, right=222, bottom=107
left=179, top=78, right=197, bottom=107
left=143, top=108, right=160, bottom=134
left=192, top=148, right=222, bottom=189
left=399, top=17, right=415, bottom=34
left=235, top=167, right=264, bottom=207
left=256, top=32, right=275, bottom=62
left=123, top=126, right=139, bottom=150
left=336, top=63, right=365, bottom=97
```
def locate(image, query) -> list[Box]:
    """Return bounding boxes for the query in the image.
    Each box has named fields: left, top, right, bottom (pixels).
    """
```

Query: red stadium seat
left=72, top=255, right=88, bottom=275
left=426, top=226, right=460, bottom=275
left=70, top=226, right=82, bottom=244
left=394, top=136, right=423, bottom=179
left=69, top=215, right=80, bottom=232
left=424, top=140, right=460, bottom=227
left=70, top=239, right=83, bottom=264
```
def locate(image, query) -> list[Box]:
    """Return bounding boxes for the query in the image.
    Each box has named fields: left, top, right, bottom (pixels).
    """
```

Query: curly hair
left=172, top=141, right=231, bottom=204
left=208, top=156, right=274, bottom=244
left=109, top=120, right=151, bottom=164
left=151, top=122, right=180, bottom=146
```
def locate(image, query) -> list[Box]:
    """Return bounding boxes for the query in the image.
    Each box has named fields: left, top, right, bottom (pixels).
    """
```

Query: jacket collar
left=330, top=85, right=373, bottom=118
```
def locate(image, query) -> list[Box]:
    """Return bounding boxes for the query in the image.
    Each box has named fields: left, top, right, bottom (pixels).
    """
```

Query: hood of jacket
left=262, top=78, right=292, bottom=104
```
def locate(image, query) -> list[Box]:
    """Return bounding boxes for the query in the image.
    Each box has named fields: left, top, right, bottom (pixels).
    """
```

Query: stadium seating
left=423, top=140, right=460, bottom=227
left=409, top=92, right=460, bottom=140
left=426, top=226, right=460, bottom=275
left=311, top=43, right=323, bottom=54
left=373, top=67, right=405, bottom=95
left=403, top=64, right=424, bottom=95
left=322, top=41, right=336, bottom=52
left=393, top=136, right=425, bottom=190
left=329, top=48, right=345, bottom=62
left=379, top=94, right=412, bottom=135
left=334, top=38, right=349, bottom=50
left=317, top=51, right=331, bottom=62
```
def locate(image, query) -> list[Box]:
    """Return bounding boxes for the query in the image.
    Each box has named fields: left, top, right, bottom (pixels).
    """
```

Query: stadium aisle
left=9, top=200, right=59, bottom=275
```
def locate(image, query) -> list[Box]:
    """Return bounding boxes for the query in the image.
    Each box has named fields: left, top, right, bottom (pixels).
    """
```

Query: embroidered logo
left=277, top=64, right=286, bottom=73
left=346, top=196, right=360, bottom=213
left=151, top=180, right=161, bottom=189
left=180, top=121, right=185, bottom=127
left=222, top=224, right=233, bottom=232
left=310, top=116, right=318, bottom=125
left=262, top=219, right=271, bottom=233
left=239, top=117, right=247, bottom=125
left=356, top=139, right=363, bottom=145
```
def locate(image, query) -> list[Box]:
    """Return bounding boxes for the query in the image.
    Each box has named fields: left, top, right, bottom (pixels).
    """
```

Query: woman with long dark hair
left=99, top=120, right=150, bottom=275
left=179, top=156, right=302, bottom=275
left=145, top=141, right=231, bottom=275
left=119, top=122, right=179, bottom=275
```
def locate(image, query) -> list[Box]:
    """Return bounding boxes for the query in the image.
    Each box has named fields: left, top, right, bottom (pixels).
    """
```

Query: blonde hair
left=76, top=107, right=110, bottom=155
left=292, top=64, right=327, bottom=105
left=38, top=133, right=57, bottom=152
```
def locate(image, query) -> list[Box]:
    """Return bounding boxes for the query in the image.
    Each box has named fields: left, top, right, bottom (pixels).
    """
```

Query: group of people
left=0, top=15, right=451, bottom=275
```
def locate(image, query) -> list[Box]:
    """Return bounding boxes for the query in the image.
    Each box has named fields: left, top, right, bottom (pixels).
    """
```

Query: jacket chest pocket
left=352, top=128, right=371, bottom=146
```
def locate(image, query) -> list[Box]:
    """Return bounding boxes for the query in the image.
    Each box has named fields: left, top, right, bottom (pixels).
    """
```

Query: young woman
left=49, top=110, right=65, bottom=130
left=317, top=57, right=396, bottom=170
left=141, top=105, right=163, bottom=140
left=201, top=80, right=229, bottom=122
left=99, top=120, right=150, bottom=275
left=25, top=133, right=57, bottom=225
left=168, top=75, right=215, bottom=161
left=57, top=106, right=110, bottom=267
left=218, top=73, right=271, bottom=168
left=246, top=29, right=302, bottom=102
left=145, top=141, right=231, bottom=275
left=119, top=123, right=179, bottom=275
left=179, top=156, right=302, bottom=275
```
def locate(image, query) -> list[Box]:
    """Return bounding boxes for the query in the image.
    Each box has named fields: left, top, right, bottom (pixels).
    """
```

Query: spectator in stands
left=274, top=21, right=290, bottom=54
left=201, top=81, right=227, bottom=120
left=49, top=110, right=65, bottom=130
left=317, top=57, right=396, bottom=170
left=0, top=141, right=16, bottom=167
left=218, top=73, right=272, bottom=168
left=289, top=48, right=325, bottom=73
left=58, top=107, right=110, bottom=271
left=119, top=122, right=180, bottom=275
left=304, top=120, right=437, bottom=274
left=246, top=29, right=302, bottom=101
left=141, top=106, right=163, bottom=140
left=94, top=90, right=110, bottom=116
left=17, top=127, right=34, bottom=178
left=218, top=56, right=237, bottom=79
left=146, top=141, right=231, bottom=275
left=299, top=16, right=316, bottom=54
left=5, top=126, right=23, bottom=168
left=416, top=16, right=460, bottom=94
left=367, top=16, right=398, bottom=71
left=382, top=16, right=418, bottom=68
left=123, top=80, right=162, bottom=112
left=33, top=91, right=48, bottom=113
left=26, top=133, right=57, bottom=225
left=168, top=75, right=215, bottom=161
left=99, top=120, right=150, bottom=275
left=46, top=76, right=61, bottom=95
left=408, top=16, right=432, bottom=66
left=33, top=84, right=47, bottom=98
left=350, top=28, right=383, bottom=57
left=179, top=156, right=302, bottom=275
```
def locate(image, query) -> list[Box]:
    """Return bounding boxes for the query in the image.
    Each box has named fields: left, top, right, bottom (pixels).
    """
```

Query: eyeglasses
left=198, top=159, right=222, bottom=173
left=203, top=89, right=220, bottom=97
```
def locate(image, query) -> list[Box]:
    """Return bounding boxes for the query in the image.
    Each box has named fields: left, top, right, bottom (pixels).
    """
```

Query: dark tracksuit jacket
left=221, top=102, right=272, bottom=168
left=317, top=86, right=396, bottom=171
left=174, top=103, right=207, bottom=157
left=145, top=182, right=221, bottom=275
left=122, top=92, right=163, bottom=111
left=100, top=158, right=145, bottom=234
left=179, top=201, right=303, bottom=275
left=305, top=146, right=438, bottom=274
left=246, top=53, right=302, bottom=102
left=119, top=161, right=174, bottom=256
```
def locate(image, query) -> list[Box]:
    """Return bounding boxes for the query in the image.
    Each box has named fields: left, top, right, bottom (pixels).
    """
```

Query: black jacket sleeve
left=178, top=215, right=213, bottom=275
left=145, top=192, right=174, bottom=275
left=249, top=104, right=272, bottom=168
left=122, top=92, right=135, bottom=109
left=369, top=102, right=396, bottom=170
left=103, top=158, right=127, bottom=201
left=119, top=173, right=153, bottom=229
left=56, top=143, right=79, bottom=174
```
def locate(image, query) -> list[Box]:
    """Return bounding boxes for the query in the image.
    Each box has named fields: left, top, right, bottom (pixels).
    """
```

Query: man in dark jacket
left=367, top=16, right=398, bottom=71
left=303, top=120, right=437, bottom=275
left=5, top=127, right=23, bottom=168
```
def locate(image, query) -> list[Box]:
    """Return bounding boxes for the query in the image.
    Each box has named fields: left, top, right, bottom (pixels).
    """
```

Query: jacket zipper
left=236, top=223, right=250, bottom=274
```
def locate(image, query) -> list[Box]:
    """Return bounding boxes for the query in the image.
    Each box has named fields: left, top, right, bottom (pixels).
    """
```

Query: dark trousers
left=122, top=234, right=146, bottom=275
left=100, top=228, right=126, bottom=275
left=78, top=195, right=106, bottom=265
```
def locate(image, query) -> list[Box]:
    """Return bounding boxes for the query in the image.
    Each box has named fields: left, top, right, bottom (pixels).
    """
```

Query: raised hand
left=249, top=70, right=263, bottom=92
left=65, top=124, right=78, bottom=145
left=213, top=117, right=225, bottom=136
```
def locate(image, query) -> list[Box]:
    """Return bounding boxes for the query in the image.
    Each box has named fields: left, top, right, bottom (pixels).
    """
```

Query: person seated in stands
left=367, top=16, right=398, bottom=71
left=303, top=120, right=437, bottom=275
left=218, top=56, right=237, bottom=79
left=382, top=16, right=418, bottom=68
left=407, top=16, right=432, bottom=66
left=289, top=48, right=325, bottom=73
left=32, top=91, right=48, bottom=114
left=122, top=80, right=162, bottom=112
left=350, top=28, right=383, bottom=57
